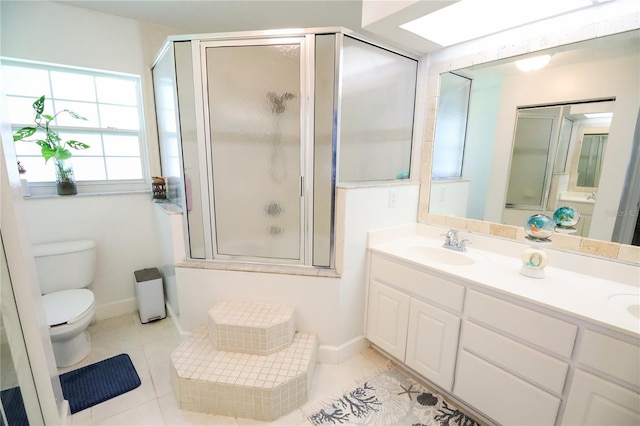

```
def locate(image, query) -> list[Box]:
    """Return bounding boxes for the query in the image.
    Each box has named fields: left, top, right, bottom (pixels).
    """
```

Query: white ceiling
left=57, top=0, right=366, bottom=36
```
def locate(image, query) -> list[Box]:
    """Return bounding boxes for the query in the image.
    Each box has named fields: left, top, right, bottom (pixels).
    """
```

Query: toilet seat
left=42, top=289, right=94, bottom=327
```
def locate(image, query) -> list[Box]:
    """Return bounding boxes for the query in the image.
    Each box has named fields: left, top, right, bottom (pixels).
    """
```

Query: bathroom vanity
left=365, top=224, right=639, bottom=425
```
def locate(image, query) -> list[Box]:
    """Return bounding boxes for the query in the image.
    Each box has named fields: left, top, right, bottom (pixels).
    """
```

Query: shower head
left=267, top=92, right=295, bottom=114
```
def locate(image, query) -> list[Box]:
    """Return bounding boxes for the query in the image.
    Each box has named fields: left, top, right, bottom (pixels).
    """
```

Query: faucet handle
left=458, top=239, right=472, bottom=251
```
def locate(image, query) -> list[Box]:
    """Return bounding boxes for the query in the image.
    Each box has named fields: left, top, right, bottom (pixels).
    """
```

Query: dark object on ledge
left=152, top=176, right=166, bottom=200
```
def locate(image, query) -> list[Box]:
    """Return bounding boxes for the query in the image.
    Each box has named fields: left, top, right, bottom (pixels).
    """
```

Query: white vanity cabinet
left=365, top=245, right=639, bottom=426
left=365, top=253, right=464, bottom=391
left=561, top=330, right=640, bottom=425
left=454, top=290, right=577, bottom=425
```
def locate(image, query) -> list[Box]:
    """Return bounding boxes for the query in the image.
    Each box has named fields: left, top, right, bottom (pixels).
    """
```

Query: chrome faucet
left=587, top=192, right=597, bottom=201
left=441, top=229, right=472, bottom=252
left=441, top=229, right=458, bottom=248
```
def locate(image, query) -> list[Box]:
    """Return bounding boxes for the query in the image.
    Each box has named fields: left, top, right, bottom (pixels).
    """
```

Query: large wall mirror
left=428, top=29, right=639, bottom=246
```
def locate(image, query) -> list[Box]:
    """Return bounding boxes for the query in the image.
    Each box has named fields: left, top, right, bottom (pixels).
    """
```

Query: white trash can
left=134, top=268, right=166, bottom=323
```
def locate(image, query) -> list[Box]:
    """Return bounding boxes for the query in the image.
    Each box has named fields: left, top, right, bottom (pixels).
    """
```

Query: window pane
left=106, top=158, right=143, bottom=180
left=17, top=157, right=55, bottom=182
left=96, top=77, right=137, bottom=105
left=57, top=132, right=104, bottom=156
left=432, top=72, right=471, bottom=179
left=7, top=97, right=53, bottom=124
left=3, top=66, right=51, bottom=98
left=14, top=141, right=43, bottom=156
left=99, top=105, right=139, bottom=130
left=72, top=157, right=107, bottom=180
left=53, top=101, right=99, bottom=127
left=50, top=71, right=96, bottom=102
left=103, top=134, right=140, bottom=156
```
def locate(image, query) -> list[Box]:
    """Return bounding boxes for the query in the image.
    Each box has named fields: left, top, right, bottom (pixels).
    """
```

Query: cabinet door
left=366, top=280, right=410, bottom=360
left=562, top=369, right=640, bottom=425
left=405, top=298, right=460, bottom=391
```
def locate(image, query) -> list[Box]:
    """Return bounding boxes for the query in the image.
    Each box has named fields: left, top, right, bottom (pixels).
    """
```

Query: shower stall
left=152, top=28, right=418, bottom=269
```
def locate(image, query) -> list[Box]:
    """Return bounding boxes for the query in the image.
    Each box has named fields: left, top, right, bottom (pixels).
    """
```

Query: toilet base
left=52, top=330, right=91, bottom=368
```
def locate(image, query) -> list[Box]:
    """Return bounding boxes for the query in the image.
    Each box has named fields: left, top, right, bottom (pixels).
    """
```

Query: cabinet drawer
left=462, top=321, right=569, bottom=394
left=465, top=290, right=577, bottom=358
left=454, top=350, right=561, bottom=426
left=371, top=254, right=465, bottom=312
left=578, top=330, right=640, bottom=387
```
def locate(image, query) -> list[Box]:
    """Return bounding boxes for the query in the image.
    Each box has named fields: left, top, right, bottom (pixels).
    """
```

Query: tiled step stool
left=207, top=299, right=296, bottom=355
left=170, top=300, right=317, bottom=421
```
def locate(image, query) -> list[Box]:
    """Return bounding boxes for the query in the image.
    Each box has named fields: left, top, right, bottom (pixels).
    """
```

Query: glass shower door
left=205, top=40, right=303, bottom=262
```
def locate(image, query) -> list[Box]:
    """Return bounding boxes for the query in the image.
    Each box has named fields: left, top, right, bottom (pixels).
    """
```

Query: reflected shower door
left=205, top=41, right=302, bottom=261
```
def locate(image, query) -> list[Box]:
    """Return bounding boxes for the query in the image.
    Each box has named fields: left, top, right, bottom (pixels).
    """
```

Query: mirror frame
left=418, top=15, right=640, bottom=265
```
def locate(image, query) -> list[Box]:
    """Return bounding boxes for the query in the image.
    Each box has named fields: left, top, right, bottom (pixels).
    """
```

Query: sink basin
left=408, top=246, right=477, bottom=266
left=607, top=293, right=640, bottom=319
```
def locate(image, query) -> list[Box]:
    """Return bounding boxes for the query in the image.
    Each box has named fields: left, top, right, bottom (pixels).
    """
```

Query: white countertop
left=369, top=233, right=640, bottom=338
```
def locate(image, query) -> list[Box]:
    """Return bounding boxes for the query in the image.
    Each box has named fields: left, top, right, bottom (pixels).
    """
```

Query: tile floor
left=65, top=312, right=390, bottom=425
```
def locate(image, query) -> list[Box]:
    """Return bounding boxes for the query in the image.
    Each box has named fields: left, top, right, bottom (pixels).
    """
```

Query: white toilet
left=33, top=240, right=97, bottom=368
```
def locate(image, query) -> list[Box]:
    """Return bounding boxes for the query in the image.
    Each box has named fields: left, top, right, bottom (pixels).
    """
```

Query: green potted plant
left=13, top=95, right=89, bottom=195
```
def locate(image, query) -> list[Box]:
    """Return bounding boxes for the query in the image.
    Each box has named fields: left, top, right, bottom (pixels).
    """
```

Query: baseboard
left=317, top=335, right=370, bottom=364
left=94, top=298, right=137, bottom=321
left=165, top=300, right=189, bottom=338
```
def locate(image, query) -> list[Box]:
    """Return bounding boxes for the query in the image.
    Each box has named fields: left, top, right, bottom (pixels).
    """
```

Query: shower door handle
left=300, top=176, right=304, bottom=197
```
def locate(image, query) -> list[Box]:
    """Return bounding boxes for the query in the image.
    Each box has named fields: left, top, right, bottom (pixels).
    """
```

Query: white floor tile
left=90, top=368, right=157, bottom=423
left=65, top=312, right=391, bottom=426
left=157, top=392, right=239, bottom=425
left=94, top=398, right=165, bottom=425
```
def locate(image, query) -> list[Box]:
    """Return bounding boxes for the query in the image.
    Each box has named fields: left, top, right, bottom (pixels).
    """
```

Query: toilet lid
left=42, top=289, right=94, bottom=326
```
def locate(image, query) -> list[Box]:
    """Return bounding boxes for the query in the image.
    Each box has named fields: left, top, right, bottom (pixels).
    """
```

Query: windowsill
left=22, top=190, right=152, bottom=199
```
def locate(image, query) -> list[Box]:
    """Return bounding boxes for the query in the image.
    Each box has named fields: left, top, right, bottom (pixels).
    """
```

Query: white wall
left=22, top=194, right=164, bottom=319
left=1, top=1, right=184, bottom=319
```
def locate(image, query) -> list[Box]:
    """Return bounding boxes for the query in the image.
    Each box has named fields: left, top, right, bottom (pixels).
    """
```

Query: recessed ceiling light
left=515, top=55, right=552, bottom=71
left=400, top=0, right=603, bottom=47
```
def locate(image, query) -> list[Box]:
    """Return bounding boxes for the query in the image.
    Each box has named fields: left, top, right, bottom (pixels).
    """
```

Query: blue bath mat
left=1, top=386, right=28, bottom=425
left=60, top=353, right=141, bottom=414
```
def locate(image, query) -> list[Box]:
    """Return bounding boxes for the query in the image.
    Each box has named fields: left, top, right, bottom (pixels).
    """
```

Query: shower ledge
left=177, top=259, right=341, bottom=278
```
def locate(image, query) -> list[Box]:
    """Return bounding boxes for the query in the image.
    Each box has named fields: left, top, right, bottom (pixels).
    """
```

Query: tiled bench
left=170, top=300, right=317, bottom=421
left=207, top=299, right=296, bottom=355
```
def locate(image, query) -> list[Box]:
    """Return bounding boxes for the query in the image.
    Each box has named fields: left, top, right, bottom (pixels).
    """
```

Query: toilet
left=33, top=240, right=96, bottom=368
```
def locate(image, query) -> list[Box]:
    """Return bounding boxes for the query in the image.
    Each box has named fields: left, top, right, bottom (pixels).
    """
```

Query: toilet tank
left=33, top=240, right=96, bottom=295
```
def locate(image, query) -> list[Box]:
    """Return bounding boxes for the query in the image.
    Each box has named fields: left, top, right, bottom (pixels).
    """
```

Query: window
left=432, top=72, right=471, bottom=179
left=2, top=58, right=148, bottom=194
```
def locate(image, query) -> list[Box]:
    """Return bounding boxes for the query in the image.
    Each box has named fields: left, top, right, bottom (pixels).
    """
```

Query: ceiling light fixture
left=584, top=112, right=614, bottom=118
left=400, top=0, right=604, bottom=47
left=515, top=55, right=552, bottom=71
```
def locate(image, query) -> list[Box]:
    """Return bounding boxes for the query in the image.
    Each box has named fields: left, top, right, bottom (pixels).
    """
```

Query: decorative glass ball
left=553, top=206, right=580, bottom=227
left=524, top=214, right=555, bottom=240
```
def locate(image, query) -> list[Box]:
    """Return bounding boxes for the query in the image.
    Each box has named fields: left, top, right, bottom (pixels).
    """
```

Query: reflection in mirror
left=503, top=100, right=613, bottom=238
left=576, top=134, right=606, bottom=188
left=429, top=29, right=640, bottom=245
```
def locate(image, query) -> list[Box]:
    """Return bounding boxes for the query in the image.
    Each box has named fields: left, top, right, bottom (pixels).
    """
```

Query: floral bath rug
left=305, top=366, right=481, bottom=426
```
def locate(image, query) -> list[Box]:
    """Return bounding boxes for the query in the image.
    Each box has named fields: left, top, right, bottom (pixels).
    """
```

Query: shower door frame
left=195, top=35, right=316, bottom=266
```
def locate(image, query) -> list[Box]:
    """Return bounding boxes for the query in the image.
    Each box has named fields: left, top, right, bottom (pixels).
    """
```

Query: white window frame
left=2, top=57, right=151, bottom=196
